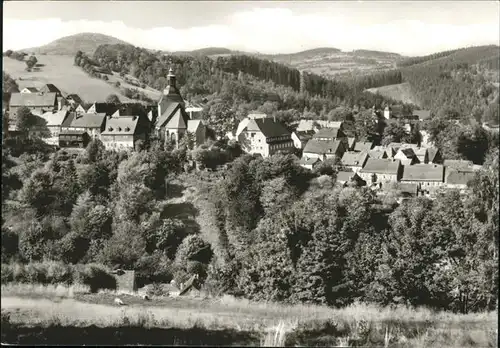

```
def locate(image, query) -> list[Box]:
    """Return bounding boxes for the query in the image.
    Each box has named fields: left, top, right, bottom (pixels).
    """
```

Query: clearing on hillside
left=366, top=82, right=419, bottom=106
left=3, top=55, right=160, bottom=103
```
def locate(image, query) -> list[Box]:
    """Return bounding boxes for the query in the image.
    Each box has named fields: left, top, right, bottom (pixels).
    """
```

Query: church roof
left=165, top=108, right=188, bottom=129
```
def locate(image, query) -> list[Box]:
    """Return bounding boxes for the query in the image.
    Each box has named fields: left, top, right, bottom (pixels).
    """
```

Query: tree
left=86, top=139, right=106, bottom=163
left=105, top=94, right=121, bottom=104
left=25, top=55, right=37, bottom=70
left=16, top=106, right=34, bottom=132
left=382, top=122, right=409, bottom=145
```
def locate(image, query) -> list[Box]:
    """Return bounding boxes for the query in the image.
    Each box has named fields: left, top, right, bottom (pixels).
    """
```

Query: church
left=155, top=67, right=206, bottom=148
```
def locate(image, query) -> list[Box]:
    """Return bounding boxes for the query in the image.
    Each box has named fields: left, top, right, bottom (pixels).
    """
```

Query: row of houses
left=4, top=69, right=209, bottom=151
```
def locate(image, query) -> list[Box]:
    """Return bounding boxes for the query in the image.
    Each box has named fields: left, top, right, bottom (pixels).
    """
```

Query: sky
left=3, top=1, right=500, bottom=56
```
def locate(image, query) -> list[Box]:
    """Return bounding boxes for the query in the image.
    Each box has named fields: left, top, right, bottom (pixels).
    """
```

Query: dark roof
left=313, top=127, right=344, bottom=139
left=303, top=139, right=342, bottom=155
left=90, top=102, right=120, bottom=116
left=22, top=87, right=39, bottom=93
left=61, top=112, right=75, bottom=127
left=368, top=149, right=388, bottom=159
left=69, top=113, right=106, bottom=129
left=65, top=94, right=82, bottom=103
left=341, top=151, right=368, bottom=166
left=156, top=102, right=190, bottom=129
left=413, top=110, right=431, bottom=120
left=247, top=118, right=291, bottom=138
left=10, top=92, right=57, bottom=107
left=159, top=86, right=184, bottom=104
left=59, top=130, right=87, bottom=135
left=396, top=148, right=416, bottom=159
left=401, top=164, right=444, bottom=182
left=354, top=141, right=373, bottom=152
left=445, top=170, right=476, bottom=185
left=40, top=84, right=61, bottom=94
left=101, top=116, right=139, bottom=135
left=427, top=148, right=440, bottom=162
left=359, top=158, right=401, bottom=175
left=295, top=130, right=315, bottom=140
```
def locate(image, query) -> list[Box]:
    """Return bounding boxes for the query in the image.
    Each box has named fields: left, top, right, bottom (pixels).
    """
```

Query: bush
left=73, top=264, right=116, bottom=293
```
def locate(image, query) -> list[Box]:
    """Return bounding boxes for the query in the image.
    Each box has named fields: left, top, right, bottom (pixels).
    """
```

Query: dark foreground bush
left=1, top=262, right=116, bottom=292
left=1, top=323, right=259, bottom=346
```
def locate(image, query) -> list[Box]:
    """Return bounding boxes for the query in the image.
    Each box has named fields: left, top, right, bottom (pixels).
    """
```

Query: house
left=443, top=159, right=474, bottom=172
left=39, top=84, right=62, bottom=97
left=186, top=119, right=207, bottom=146
left=353, top=141, right=374, bottom=153
left=292, top=130, right=315, bottom=149
left=9, top=92, right=58, bottom=120
left=396, top=183, right=419, bottom=197
left=368, top=149, right=388, bottom=160
left=75, top=104, right=87, bottom=114
left=38, top=109, right=70, bottom=145
left=295, top=119, right=344, bottom=132
left=20, top=87, right=39, bottom=94
left=87, top=102, right=120, bottom=116
left=58, top=130, right=90, bottom=149
left=303, top=139, right=346, bottom=161
left=61, top=112, right=107, bottom=140
left=358, top=158, right=402, bottom=184
left=400, top=164, right=444, bottom=190
left=413, top=110, right=431, bottom=122
left=185, top=101, right=204, bottom=119
left=394, top=148, right=419, bottom=165
left=346, top=137, right=356, bottom=151
left=384, top=105, right=405, bottom=119
left=237, top=114, right=294, bottom=157
left=298, top=157, right=321, bottom=170
left=341, top=151, right=369, bottom=172
left=312, top=127, right=346, bottom=141
left=445, top=170, right=476, bottom=190
left=387, top=142, right=403, bottom=155
left=427, top=147, right=442, bottom=164
left=413, top=147, right=428, bottom=163
left=100, top=115, right=144, bottom=151
left=482, top=122, right=499, bottom=133
left=336, top=171, right=366, bottom=187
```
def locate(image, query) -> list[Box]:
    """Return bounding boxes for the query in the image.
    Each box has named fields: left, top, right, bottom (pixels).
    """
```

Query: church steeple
left=167, top=67, right=176, bottom=88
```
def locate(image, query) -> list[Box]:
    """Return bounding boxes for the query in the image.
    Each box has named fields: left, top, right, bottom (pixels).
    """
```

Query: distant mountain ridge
left=20, top=33, right=132, bottom=56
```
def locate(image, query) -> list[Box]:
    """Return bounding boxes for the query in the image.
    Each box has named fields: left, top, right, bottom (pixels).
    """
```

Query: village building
left=444, top=170, right=476, bottom=190
left=236, top=114, right=294, bottom=157
left=358, top=158, right=402, bottom=184
left=394, top=147, right=419, bottom=165
left=87, top=102, right=120, bottom=116
left=482, top=122, right=499, bottom=133
left=186, top=119, right=207, bottom=147
left=341, top=151, right=369, bottom=172
left=185, top=101, right=204, bottom=119
left=75, top=104, right=87, bottom=114
left=346, top=137, right=356, bottom=151
left=9, top=92, right=58, bottom=120
left=427, top=147, right=442, bottom=164
left=100, top=116, right=145, bottom=151
left=295, top=119, right=344, bottom=132
left=37, top=109, right=70, bottom=145
left=412, top=110, right=431, bottom=122
left=61, top=112, right=107, bottom=140
left=400, top=164, right=444, bottom=191
left=292, top=130, right=315, bottom=149
left=312, top=127, right=346, bottom=141
left=39, top=83, right=62, bottom=97
left=303, top=139, right=346, bottom=161
left=396, top=183, right=419, bottom=197
left=298, top=157, right=321, bottom=170
left=353, top=141, right=374, bottom=153
left=65, top=94, right=83, bottom=107
left=20, top=87, right=39, bottom=94
left=368, top=148, right=388, bottom=160
left=336, top=171, right=366, bottom=187
left=443, top=159, right=474, bottom=172
left=383, top=105, right=405, bottom=120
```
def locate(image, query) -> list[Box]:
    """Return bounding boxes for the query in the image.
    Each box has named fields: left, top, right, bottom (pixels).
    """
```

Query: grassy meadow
left=3, top=55, right=161, bottom=103
left=365, top=82, right=418, bottom=106
left=1, top=283, right=497, bottom=347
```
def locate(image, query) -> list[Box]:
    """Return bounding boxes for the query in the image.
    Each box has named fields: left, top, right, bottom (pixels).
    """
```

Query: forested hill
left=398, top=45, right=500, bottom=124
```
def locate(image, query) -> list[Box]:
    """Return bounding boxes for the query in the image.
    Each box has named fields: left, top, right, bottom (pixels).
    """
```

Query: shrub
left=1, top=264, right=14, bottom=284
left=46, top=262, right=73, bottom=284
left=74, top=264, right=116, bottom=293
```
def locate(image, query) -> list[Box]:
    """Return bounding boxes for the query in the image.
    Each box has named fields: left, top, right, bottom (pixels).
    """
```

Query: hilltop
left=21, top=33, right=132, bottom=56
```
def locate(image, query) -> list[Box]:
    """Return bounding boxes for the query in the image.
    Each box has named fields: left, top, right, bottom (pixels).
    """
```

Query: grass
left=1, top=283, right=497, bottom=346
left=3, top=55, right=160, bottom=103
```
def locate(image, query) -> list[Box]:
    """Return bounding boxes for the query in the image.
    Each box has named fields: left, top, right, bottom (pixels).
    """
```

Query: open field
left=1, top=283, right=497, bottom=347
left=366, top=82, right=419, bottom=105
left=3, top=55, right=161, bottom=103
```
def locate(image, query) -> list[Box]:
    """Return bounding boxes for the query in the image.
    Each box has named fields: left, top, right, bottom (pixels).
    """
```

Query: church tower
left=158, top=66, right=185, bottom=122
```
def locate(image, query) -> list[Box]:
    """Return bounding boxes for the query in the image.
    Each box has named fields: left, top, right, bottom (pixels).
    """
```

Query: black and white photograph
left=1, top=0, right=499, bottom=346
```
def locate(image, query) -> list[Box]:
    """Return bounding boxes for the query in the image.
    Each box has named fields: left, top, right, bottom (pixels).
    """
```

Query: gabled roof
left=313, top=127, right=344, bottom=139
left=336, top=170, right=356, bottom=182
left=298, top=157, right=321, bottom=166
left=303, top=139, right=342, bottom=155
left=21, top=87, right=39, bottom=93
left=10, top=92, right=57, bottom=107
left=445, top=170, right=475, bottom=185
left=40, top=109, right=69, bottom=127
left=354, top=141, right=373, bottom=152
left=359, top=158, right=401, bottom=175
left=443, top=159, right=474, bottom=171
left=101, top=116, right=139, bottom=135
left=295, top=130, right=315, bottom=140
left=69, top=112, right=106, bottom=129
left=388, top=142, right=403, bottom=151
left=427, top=148, right=440, bottom=162
left=401, top=164, right=444, bottom=182
left=396, top=148, right=416, bottom=159
left=295, top=119, right=343, bottom=132
left=341, top=151, right=368, bottom=166
left=247, top=118, right=291, bottom=138
left=413, top=110, right=431, bottom=120
left=187, top=119, right=203, bottom=133
left=347, top=137, right=356, bottom=148
left=368, top=149, right=388, bottom=159
left=40, top=84, right=61, bottom=94
left=165, top=108, right=188, bottom=129
left=90, top=102, right=120, bottom=116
